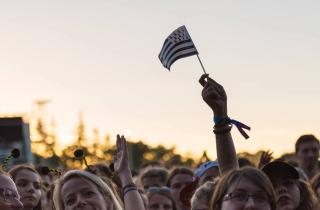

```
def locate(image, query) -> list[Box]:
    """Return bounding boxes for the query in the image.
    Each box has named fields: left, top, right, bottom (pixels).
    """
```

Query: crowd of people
left=0, top=74, right=319, bottom=210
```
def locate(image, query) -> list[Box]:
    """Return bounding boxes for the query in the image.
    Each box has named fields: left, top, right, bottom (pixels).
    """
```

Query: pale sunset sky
left=0, top=1, right=319, bottom=159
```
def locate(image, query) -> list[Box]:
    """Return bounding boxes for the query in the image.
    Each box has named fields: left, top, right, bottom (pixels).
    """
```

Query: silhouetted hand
left=114, top=134, right=130, bottom=176
left=258, top=151, right=273, bottom=169
left=199, top=74, right=227, bottom=118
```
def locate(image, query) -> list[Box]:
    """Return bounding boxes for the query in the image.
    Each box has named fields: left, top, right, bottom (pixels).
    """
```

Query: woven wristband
left=123, top=186, right=137, bottom=197
left=122, top=183, right=136, bottom=191
left=213, top=124, right=232, bottom=134
left=213, top=116, right=251, bottom=139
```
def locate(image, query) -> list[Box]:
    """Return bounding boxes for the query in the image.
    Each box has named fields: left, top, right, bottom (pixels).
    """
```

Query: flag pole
left=196, top=54, right=207, bottom=74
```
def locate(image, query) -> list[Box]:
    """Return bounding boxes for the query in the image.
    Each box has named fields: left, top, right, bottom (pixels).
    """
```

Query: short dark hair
left=166, top=167, right=193, bottom=187
left=140, top=167, right=168, bottom=185
left=295, top=134, right=320, bottom=153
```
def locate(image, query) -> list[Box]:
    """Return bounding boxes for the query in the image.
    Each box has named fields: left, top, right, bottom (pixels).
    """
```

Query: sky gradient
left=0, top=0, right=319, bottom=159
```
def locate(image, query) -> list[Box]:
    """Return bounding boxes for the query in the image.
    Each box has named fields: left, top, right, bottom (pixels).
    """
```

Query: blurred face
left=270, top=177, right=300, bottom=210
left=148, top=194, right=173, bottom=210
left=198, top=167, right=219, bottom=186
left=61, top=176, right=112, bottom=210
left=142, top=177, right=164, bottom=192
left=296, top=141, right=319, bottom=169
left=192, top=197, right=208, bottom=210
left=221, top=177, right=271, bottom=210
left=15, top=169, right=41, bottom=209
left=41, top=175, right=53, bottom=193
left=0, top=174, right=23, bottom=210
left=169, top=174, right=193, bottom=210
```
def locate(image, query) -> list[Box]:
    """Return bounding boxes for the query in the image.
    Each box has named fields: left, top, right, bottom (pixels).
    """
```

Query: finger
left=207, top=77, right=222, bottom=88
left=203, top=78, right=225, bottom=94
left=199, top=74, right=209, bottom=87
left=202, top=86, right=215, bottom=97
left=116, top=134, right=121, bottom=151
left=260, top=152, right=267, bottom=160
left=217, top=86, right=227, bottom=98
left=120, top=135, right=125, bottom=151
left=202, top=85, right=220, bottom=99
left=203, top=82, right=219, bottom=94
left=202, top=89, right=220, bottom=100
left=121, top=135, right=129, bottom=155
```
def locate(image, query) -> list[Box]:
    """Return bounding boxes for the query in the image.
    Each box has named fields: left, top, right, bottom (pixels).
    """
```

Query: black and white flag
left=159, top=25, right=198, bottom=70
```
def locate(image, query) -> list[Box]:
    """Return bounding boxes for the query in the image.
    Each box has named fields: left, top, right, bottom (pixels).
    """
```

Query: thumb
left=199, top=74, right=209, bottom=87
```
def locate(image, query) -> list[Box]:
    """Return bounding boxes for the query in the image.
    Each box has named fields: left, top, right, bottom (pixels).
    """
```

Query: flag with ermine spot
left=159, top=25, right=198, bottom=70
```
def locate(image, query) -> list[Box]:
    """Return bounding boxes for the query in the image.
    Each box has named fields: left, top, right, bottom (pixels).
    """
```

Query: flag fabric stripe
left=166, top=48, right=198, bottom=69
left=158, top=25, right=198, bottom=70
left=161, top=40, right=193, bottom=62
left=159, top=39, right=172, bottom=60
left=162, top=42, right=196, bottom=66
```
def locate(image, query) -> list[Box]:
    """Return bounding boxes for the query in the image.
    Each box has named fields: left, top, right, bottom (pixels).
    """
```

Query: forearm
left=215, top=132, right=239, bottom=175
left=120, top=173, right=146, bottom=210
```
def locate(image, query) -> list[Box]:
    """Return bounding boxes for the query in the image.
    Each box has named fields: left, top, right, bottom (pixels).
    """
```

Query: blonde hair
left=191, top=181, right=218, bottom=210
left=53, top=170, right=123, bottom=210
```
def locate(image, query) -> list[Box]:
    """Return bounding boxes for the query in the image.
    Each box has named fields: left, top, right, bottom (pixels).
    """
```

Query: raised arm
left=199, top=74, right=239, bottom=175
left=114, top=134, right=146, bottom=210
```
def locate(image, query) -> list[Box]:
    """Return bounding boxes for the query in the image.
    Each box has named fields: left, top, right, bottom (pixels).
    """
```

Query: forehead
left=15, top=169, right=40, bottom=182
left=202, top=167, right=219, bottom=177
left=269, top=175, right=294, bottom=186
left=149, top=193, right=172, bottom=205
left=170, top=174, right=193, bottom=185
left=298, top=141, right=319, bottom=150
left=227, top=177, right=264, bottom=194
left=0, top=174, right=18, bottom=191
left=142, top=176, right=161, bottom=183
left=142, top=176, right=162, bottom=185
left=61, top=176, right=100, bottom=197
left=41, top=175, right=52, bottom=184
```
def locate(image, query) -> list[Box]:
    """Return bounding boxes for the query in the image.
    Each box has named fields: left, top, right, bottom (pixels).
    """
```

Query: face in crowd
left=0, top=173, right=23, bottom=210
left=194, top=161, right=220, bottom=187
left=140, top=167, right=168, bottom=192
left=269, top=177, right=300, bottom=210
left=296, top=135, right=319, bottom=169
left=167, top=168, right=194, bottom=210
left=147, top=187, right=176, bottom=210
left=40, top=174, right=53, bottom=195
left=61, top=176, right=112, bottom=210
left=9, top=166, right=42, bottom=210
left=211, top=167, right=276, bottom=210
left=262, top=161, right=319, bottom=210
left=198, top=167, right=219, bottom=187
left=296, top=138, right=319, bottom=170
left=53, top=170, right=122, bottom=210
